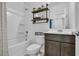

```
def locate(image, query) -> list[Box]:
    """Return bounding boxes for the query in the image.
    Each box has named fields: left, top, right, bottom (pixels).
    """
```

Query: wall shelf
left=32, top=4, right=49, bottom=24
left=32, top=18, right=48, bottom=24
left=32, top=8, right=49, bottom=13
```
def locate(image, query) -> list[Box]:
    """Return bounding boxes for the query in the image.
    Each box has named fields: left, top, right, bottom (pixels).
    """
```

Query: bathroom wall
left=50, top=2, right=69, bottom=29
left=24, top=2, right=49, bottom=43
left=25, top=2, right=76, bottom=43
left=49, top=2, right=76, bottom=29
left=75, top=2, right=79, bottom=31
left=69, top=2, right=76, bottom=30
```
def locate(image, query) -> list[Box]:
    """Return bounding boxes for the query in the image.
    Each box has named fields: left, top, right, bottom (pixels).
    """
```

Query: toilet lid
left=27, top=44, right=41, bottom=50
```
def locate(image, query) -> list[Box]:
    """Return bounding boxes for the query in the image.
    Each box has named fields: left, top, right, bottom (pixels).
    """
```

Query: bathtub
left=8, top=39, right=28, bottom=56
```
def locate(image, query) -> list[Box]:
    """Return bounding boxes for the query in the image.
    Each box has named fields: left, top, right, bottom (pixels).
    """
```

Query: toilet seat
left=27, top=44, right=41, bottom=51
left=25, top=44, right=42, bottom=56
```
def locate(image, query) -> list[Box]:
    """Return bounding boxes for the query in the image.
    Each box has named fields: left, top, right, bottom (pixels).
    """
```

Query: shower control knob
left=25, top=39, right=27, bottom=41
left=26, top=31, right=28, bottom=34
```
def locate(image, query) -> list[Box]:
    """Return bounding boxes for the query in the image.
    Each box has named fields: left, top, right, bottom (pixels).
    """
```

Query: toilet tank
left=35, top=36, right=44, bottom=45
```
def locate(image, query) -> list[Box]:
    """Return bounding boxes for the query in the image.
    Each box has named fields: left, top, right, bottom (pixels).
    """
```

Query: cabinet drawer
left=63, top=35, right=75, bottom=44
left=45, top=34, right=62, bottom=42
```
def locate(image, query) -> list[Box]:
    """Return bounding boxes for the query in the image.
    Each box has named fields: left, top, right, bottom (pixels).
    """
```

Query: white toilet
left=25, top=36, right=44, bottom=56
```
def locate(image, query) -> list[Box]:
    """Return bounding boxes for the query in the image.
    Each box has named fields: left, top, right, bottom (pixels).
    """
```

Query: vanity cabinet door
left=61, top=43, right=75, bottom=56
left=45, top=40, right=60, bottom=56
left=63, top=35, right=75, bottom=44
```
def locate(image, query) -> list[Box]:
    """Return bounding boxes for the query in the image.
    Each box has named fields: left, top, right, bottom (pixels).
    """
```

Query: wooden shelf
left=33, top=21, right=48, bottom=24
left=32, top=18, right=48, bottom=21
left=32, top=18, right=48, bottom=24
left=32, top=4, right=49, bottom=24
left=32, top=8, right=49, bottom=13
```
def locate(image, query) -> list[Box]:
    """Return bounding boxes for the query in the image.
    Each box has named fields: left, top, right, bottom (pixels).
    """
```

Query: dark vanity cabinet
left=45, top=33, right=75, bottom=56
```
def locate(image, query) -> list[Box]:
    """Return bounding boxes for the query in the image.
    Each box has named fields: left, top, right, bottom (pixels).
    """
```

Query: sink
left=57, top=29, right=63, bottom=32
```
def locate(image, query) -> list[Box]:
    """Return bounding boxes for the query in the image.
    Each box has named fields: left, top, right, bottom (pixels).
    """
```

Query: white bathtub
left=8, top=39, right=27, bottom=56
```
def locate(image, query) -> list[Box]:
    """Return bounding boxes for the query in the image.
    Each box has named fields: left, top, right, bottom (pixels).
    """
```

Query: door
left=45, top=40, right=60, bottom=56
left=61, top=43, right=75, bottom=56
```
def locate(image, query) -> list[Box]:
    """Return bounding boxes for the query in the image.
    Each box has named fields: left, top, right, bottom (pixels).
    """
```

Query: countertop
left=44, top=29, right=76, bottom=35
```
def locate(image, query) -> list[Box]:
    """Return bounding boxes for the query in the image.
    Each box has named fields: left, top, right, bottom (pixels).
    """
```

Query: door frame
left=0, top=2, right=8, bottom=56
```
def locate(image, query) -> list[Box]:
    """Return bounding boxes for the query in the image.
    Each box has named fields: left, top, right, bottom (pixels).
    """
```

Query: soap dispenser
left=49, top=19, right=52, bottom=29
left=49, top=19, right=55, bottom=29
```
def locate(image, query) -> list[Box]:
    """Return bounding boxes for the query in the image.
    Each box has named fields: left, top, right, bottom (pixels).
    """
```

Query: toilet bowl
left=25, top=43, right=41, bottom=56
left=25, top=36, right=44, bottom=56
